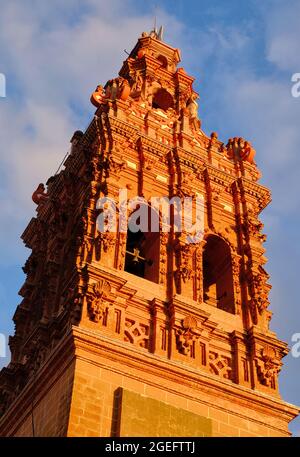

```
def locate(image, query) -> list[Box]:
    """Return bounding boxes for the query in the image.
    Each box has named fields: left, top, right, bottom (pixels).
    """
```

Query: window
left=124, top=205, right=160, bottom=283
left=203, top=235, right=235, bottom=313
left=152, top=88, right=174, bottom=111
left=157, top=54, right=168, bottom=69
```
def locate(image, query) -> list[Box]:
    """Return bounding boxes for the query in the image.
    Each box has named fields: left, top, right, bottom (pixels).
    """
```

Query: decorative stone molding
left=96, top=232, right=116, bottom=253
left=255, top=345, right=281, bottom=388
left=232, top=254, right=242, bottom=314
left=159, top=232, right=168, bottom=285
left=209, top=351, right=232, bottom=380
left=87, top=280, right=111, bottom=323
left=175, top=315, right=201, bottom=356
left=124, top=318, right=149, bottom=349
left=174, top=240, right=196, bottom=293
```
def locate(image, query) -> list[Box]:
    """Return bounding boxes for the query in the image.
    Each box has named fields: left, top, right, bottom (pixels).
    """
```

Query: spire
left=157, top=25, right=164, bottom=41
left=149, top=22, right=164, bottom=41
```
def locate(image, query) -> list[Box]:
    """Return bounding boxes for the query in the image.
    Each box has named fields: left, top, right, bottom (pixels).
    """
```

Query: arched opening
left=124, top=204, right=160, bottom=283
left=157, top=54, right=168, bottom=69
left=203, top=235, right=235, bottom=313
left=152, top=88, right=174, bottom=111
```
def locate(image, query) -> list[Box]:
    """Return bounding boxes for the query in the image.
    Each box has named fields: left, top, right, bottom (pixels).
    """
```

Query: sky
left=0, top=0, right=300, bottom=435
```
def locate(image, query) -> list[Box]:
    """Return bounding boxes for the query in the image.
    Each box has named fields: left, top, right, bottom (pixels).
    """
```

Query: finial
left=149, top=5, right=164, bottom=41
left=158, top=25, right=164, bottom=40
left=149, top=23, right=164, bottom=41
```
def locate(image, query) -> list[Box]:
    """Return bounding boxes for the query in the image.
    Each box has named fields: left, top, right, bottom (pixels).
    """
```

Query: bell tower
left=0, top=30, right=298, bottom=437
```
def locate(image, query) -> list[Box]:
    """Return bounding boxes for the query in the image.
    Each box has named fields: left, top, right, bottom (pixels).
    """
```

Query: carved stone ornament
left=178, top=170, right=197, bottom=197
left=244, top=206, right=266, bottom=241
left=90, top=77, right=130, bottom=107
left=109, top=156, right=126, bottom=175
left=250, top=272, right=270, bottom=316
left=97, top=232, right=116, bottom=253
left=256, top=345, right=281, bottom=387
left=209, top=351, right=232, bottom=380
left=175, top=241, right=196, bottom=289
left=176, top=315, right=200, bottom=356
left=226, top=137, right=256, bottom=164
left=124, top=318, right=149, bottom=349
left=159, top=232, right=168, bottom=285
left=87, top=279, right=111, bottom=323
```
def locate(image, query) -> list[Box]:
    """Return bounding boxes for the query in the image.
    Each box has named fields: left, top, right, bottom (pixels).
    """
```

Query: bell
left=132, top=247, right=140, bottom=263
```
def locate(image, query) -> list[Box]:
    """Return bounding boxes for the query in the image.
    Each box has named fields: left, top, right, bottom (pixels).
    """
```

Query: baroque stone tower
left=0, top=31, right=298, bottom=437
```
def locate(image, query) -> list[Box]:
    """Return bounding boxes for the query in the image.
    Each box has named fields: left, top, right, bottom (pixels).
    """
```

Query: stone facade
left=0, top=30, right=298, bottom=436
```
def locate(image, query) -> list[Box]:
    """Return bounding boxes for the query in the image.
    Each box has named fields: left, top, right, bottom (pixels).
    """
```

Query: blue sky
left=0, top=0, right=300, bottom=435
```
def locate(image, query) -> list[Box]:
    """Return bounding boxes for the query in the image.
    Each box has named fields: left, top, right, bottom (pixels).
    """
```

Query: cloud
left=265, top=0, right=300, bottom=71
left=0, top=1, right=160, bottom=264
left=0, top=0, right=300, bottom=434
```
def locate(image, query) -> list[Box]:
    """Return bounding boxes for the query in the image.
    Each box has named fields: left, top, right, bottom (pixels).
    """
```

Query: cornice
left=238, top=177, right=272, bottom=210
left=173, top=145, right=207, bottom=170
left=206, top=164, right=236, bottom=187
left=137, top=135, right=171, bottom=157
left=72, top=326, right=299, bottom=425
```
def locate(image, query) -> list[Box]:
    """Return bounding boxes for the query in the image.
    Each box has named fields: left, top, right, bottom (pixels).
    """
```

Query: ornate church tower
left=0, top=31, right=298, bottom=437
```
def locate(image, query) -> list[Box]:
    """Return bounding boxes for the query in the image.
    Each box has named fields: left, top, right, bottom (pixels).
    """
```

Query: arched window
left=124, top=205, right=160, bottom=283
left=152, top=88, right=174, bottom=111
left=203, top=235, right=235, bottom=314
left=157, top=55, right=168, bottom=69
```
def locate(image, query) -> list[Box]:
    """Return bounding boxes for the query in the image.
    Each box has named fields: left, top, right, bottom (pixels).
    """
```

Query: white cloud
left=0, top=1, right=181, bottom=265
left=0, top=0, right=300, bottom=434
left=265, top=0, right=300, bottom=71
